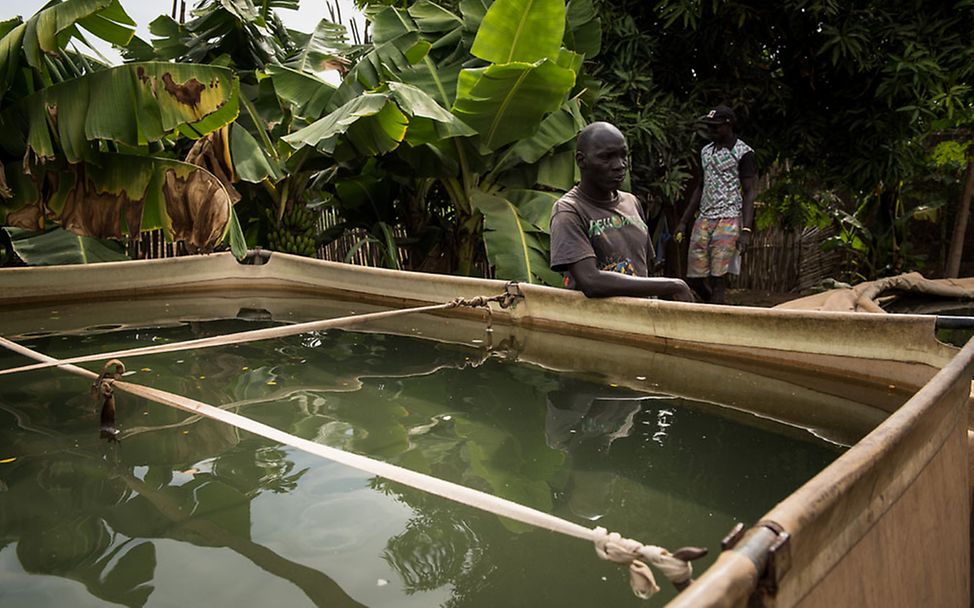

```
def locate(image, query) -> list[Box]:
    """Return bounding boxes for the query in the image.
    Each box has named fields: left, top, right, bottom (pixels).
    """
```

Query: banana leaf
left=286, top=86, right=471, bottom=156
left=387, top=82, right=474, bottom=144
left=460, top=0, right=493, bottom=34
left=285, top=19, right=349, bottom=76
left=564, top=0, right=601, bottom=58
left=470, top=190, right=561, bottom=285
left=148, top=0, right=291, bottom=68
left=11, top=62, right=239, bottom=164
left=283, top=94, right=407, bottom=155
left=506, top=98, right=584, bottom=165
left=3, top=226, right=129, bottom=265
left=229, top=122, right=282, bottom=183
left=328, top=31, right=431, bottom=110
left=370, top=7, right=418, bottom=44
left=265, top=64, right=335, bottom=119
left=21, top=0, right=135, bottom=75
left=451, top=60, right=575, bottom=151
left=505, top=189, right=560, bottom=231
left=0, top=22, right=26, bottom=104
left=535, top=148, right=578, bottom=191
left=407, top=1, right=464, bottom=34
left=470, top=0, right=565, bottom=64
left=5, top=154, right=238, bottom=254
left=397, top=58, right=463, bottom=108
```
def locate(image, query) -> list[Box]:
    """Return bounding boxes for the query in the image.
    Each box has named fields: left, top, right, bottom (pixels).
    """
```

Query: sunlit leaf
left=452, top=60, right=575, bottom=151
left=471, top=0, right=565, bottom=63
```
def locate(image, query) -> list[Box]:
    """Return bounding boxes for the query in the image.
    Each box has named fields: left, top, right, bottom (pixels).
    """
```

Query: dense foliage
left=592, top=0, right=974, bottom=280
left=0, top=0, right=247, bottom=264
left=1, top=0, right=971, bottom=282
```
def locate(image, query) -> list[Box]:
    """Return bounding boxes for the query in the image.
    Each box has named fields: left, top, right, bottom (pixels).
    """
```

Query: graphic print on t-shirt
left=600, top=257, right=638, bottom=276
left=588, top=214, right=647, bottom=238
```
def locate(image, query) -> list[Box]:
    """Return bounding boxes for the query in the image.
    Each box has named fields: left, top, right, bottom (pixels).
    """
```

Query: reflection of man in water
left=545, top=381, right=647, bottom=521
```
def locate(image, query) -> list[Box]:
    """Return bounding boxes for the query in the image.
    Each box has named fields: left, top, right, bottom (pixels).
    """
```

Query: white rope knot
left=593, top=527, right=693, bottom=600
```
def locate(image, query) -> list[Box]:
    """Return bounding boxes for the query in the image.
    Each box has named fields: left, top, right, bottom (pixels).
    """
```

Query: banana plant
left=281, top=0, right=601, bottom=284
left=0, top=1, right=246, bottom=261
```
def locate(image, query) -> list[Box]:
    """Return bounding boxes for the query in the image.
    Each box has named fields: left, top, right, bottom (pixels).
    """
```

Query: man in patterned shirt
left=550, top=122, right=692, bottom=301
left=675, top=106, right=758, bottom=304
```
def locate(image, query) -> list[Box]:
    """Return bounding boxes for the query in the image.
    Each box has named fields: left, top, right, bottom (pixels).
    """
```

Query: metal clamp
left=501, top=281, right=524, bottom=309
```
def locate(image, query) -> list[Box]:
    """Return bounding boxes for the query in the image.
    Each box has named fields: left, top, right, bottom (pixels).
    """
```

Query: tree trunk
left=946, top=152, right=974, bottom=278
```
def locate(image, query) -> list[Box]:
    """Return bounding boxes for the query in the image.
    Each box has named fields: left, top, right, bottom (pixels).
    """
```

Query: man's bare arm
left=738, top=176, right=758, bottom=252
left=740, top=176, right=757, bottom=229
left=568, top=258, right=694, bottom=301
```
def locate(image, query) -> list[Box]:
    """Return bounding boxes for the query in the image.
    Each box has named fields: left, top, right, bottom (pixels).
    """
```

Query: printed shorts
left=687, top=216, right=741, bottom=278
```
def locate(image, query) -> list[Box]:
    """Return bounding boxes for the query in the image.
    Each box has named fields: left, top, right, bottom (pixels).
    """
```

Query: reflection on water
left=0, top=321, right=844, bottom=607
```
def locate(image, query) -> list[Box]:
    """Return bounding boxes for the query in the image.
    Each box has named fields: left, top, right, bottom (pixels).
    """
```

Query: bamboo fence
left=128, top=209, right=840, bottom=294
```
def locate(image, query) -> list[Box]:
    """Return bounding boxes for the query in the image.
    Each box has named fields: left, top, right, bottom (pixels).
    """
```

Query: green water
left=0, top=320, right=844, bottom=607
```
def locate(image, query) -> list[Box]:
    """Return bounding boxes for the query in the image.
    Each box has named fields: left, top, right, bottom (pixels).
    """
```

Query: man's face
left=704, top=122, right=732, bottom=142
left=578, top=130, right=629, bottom=193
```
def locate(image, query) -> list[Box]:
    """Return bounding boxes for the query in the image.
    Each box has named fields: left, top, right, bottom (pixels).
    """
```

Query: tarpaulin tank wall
left=1, top=252, right=971, bottom=607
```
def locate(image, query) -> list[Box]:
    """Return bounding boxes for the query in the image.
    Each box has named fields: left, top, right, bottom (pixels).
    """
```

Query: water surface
left=0, top=319, right=846, bottom=607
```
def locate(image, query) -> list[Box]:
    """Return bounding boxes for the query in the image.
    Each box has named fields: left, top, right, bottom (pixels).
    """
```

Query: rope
left=0, top=292, right=516, bottom=378
left=0, top=288, right=702, bottom=599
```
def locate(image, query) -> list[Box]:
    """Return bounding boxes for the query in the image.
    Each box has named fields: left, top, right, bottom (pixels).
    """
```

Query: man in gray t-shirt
left=549, top=122, right=691, bottom=301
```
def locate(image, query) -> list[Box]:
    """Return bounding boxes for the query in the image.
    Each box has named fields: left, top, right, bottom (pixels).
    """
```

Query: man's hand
left=737, top=228, right=751, bottom=253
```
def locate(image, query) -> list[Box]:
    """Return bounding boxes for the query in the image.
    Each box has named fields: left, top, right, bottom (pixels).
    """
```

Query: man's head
left=576, top=122, right=628, bottom=198
left=698, top=105, right=736, bottom=143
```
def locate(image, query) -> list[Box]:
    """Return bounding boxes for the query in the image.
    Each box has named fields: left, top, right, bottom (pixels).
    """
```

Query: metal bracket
left=721, top=522, right=746, bottom=551
left=755, top=520, right=791, bottom=595
left=501, top=281, right=524, bottom=309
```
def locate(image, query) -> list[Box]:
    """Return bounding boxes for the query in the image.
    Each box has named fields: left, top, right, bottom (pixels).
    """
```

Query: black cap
left=699, top=105, right=735, bottom=125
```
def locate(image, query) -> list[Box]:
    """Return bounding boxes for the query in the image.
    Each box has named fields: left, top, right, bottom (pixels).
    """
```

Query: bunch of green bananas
left=267, top=206, right=317, bottom=257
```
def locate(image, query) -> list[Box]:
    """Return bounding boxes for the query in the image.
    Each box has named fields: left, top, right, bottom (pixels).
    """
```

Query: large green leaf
left=283, top=94, right=407, bottom=155
left=397, top=58, right=463, bottom=108
left=285, top=19, right=349, bottom=75
left=75, top=0, right=136, bottom=46
left=3, top=226, right=129, bottom=265
left=460, top=0, right=493, bottom=33
left=387, top=82, right=475, bottom=144
left=287, top=85, right=472, bottom=155
left=229, top=123, right=281, bottom=183
left=148, top=0, right=291, bottom=69
left=506, top=188, right=560, bottom=231
left=470, top=189, right=561, bottom=285
left=408, top=1, right=464, bottom=34
left=327, top=31, right=430, bottom=110
left=225, top=205, right=248, bottom=260
left=265, top=64, right=335, bottom=119
left=507, top=98, right=584, bottom=164
left=563, top=0, right=601, bottom=58
left=0, top=22, right=26, bottom=105
left=370, top=7, right=418, bottom=44
left=13, top=62, right=239, bottom=163
left=0, top=18, right=20, bottom=40
left=18, top=0, right=134, bottom=81
left=452, top=60, right=575, bottom=151
left=535, top=148, right=578, bottom=190
left=471, top=0, right=565, bottom=64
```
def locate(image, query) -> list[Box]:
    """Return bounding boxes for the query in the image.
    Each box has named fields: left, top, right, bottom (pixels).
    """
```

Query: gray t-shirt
left=549, top=186, right=653, bottom=288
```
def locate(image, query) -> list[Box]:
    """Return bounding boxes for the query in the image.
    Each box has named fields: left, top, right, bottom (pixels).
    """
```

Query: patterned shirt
left=699, top=139, right=756, bottom=220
